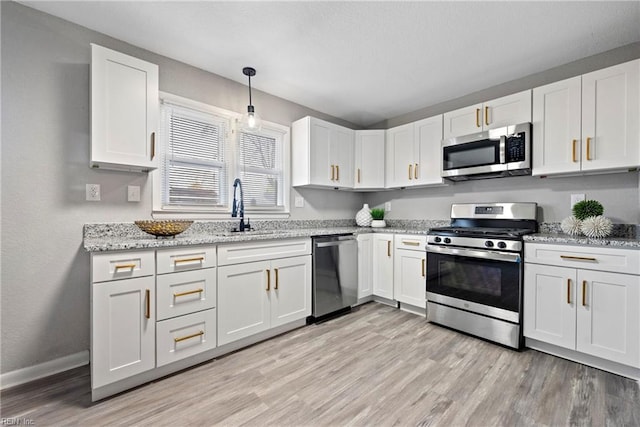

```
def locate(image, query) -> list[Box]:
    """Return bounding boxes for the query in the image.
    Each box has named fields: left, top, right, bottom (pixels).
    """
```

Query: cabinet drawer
left=156, top=268, right=216, bottom=321
left=157, top=246, right=216, bottom=274
left=218, top=238, right=311, bottom=266
left=156, top=309, right=216, bottom=367
left=91, top=250, right=155, bottom=283
left=525, top=243, right=640, bottom=275
left=394, top=235, right=427, bottom=250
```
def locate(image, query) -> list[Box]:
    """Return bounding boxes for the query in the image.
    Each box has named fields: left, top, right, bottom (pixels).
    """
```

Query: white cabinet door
left=332, top=126, right=355, bottom=188
left=270, top=255, right=312, bottom=328
left=576, top=270, right=640, bottom=367
left=443, top=103, right=483, bottom=139
left=217, top=261, right=271, bottom=345
left=92, top=276, right=155, bottom=388
left=385, top=123, right=414, bottom=188
left=354, top=130, right=385, bottom=189
left=357, top=234, right=373, bottom=299
left=581, top=59, right=640, bottom=172
left=393, top=248, right=426, bottom=308
left=90, top=44, right=158, bottom=172
left=414, top=115, right=445, bottom=186
left=308, top=118, right=333, bottom=186
left=372, top=234, right=394, bottom=299
left=523, top=264, right=576, bottom=350
left=532, top=77, right=582, bottom=176
left=484, top=90, right=532, bottom=130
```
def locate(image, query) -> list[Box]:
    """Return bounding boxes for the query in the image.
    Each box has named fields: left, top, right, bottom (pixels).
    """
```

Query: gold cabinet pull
left=173, top=288, right=204, bottom=298
left=572, top=139, right=577, bottom=162
left=414, top=163, right=418, bottom=180
left=402, top=240, right=420, bottom=246
left=145, top=289, right=150, bottom=319
left=151, top=132, right=156, bottom=160
left=336, top=165, right=339, bottom=181
left=567, top=279, right=571, bottom=304
left=266, top=269, right=271, bottom=291
left=174, top=330, right=204, bottom=343
left=174, top=257, right=204, bottom=265
left=331, top=165, right=335, bottom=181
left=274, top=268, right=279, bottom=290
left=408, top=164, right=413, bottom=180
left=582, top=280, right=587, bottom=306
left=421, top=259, right=426, bottom=277
left=387, top=240, right=391, bottom=257
left=560, top=255, right=597, bottom=262
left=357, top=168, right=361, bottom=183
left=475, top=108, right=481, bottom=128
left=484, top=106, right=489, bottom=126
left=586, top=137, right=592, bottom=160
left=114, top=263, right=136, bottom=271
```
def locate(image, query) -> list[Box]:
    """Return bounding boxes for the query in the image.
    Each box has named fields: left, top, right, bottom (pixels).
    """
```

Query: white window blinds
left=237, top=130, right=284, bottom=209
left=160, top=103, right=228, bottom=208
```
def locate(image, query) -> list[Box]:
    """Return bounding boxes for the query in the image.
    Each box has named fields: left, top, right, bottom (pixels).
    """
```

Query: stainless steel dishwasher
left=310, top=234, right=358, bottom=321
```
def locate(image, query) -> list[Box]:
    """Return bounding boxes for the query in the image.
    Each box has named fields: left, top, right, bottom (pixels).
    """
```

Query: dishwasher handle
left=315, top=239, right=356, bottom=248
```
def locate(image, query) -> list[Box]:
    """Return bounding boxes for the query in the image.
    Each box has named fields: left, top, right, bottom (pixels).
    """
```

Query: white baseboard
left=1, top=351, right=89, bottom=390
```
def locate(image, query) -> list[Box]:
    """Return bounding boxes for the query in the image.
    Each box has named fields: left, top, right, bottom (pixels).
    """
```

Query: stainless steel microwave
left=441, top=122, right=531, bottom=181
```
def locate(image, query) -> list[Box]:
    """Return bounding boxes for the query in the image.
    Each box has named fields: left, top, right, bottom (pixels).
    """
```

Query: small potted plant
left=370, top=208, right=386, bottom=228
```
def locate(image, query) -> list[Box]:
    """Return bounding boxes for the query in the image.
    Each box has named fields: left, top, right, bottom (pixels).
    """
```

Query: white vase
left=371, top=219, right=386, bottom=228
left=356, top=203, right=373, bottom=227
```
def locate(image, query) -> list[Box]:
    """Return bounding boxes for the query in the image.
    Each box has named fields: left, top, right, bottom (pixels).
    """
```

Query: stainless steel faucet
left=231, top=178, right=249, bottom=231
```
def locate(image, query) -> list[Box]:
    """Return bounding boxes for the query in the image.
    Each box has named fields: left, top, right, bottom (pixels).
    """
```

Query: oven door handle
left=426, top=245, right=521, bottom=263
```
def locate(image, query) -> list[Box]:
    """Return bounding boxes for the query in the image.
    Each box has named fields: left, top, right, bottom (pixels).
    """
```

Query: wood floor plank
left=2, top=302, right=638, bottom=426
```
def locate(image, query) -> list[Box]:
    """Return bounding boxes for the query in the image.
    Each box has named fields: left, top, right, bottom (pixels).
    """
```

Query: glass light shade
left=240, top=105, right=262, bottom=132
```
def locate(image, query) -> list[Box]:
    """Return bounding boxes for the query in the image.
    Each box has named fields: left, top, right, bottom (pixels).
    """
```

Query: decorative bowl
left=135, top=220, right=193, bottom=237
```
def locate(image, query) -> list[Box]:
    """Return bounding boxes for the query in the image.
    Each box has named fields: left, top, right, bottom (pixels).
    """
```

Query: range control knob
left=443, top=237, right=451, bottom=244
left=497, top=241, right=507, bottom=249
left=485, top=241, right=494, bottom=248
left=434, top=236, right=442, bottom=243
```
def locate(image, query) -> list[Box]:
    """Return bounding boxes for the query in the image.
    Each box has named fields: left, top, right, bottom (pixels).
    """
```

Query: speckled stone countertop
left=83, top=219, right=450, bottom=252
left=523, top=233, right=640, bottom=248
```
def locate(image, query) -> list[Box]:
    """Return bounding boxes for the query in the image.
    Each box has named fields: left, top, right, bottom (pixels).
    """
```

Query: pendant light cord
left=248, top=74, right=253, bottom=106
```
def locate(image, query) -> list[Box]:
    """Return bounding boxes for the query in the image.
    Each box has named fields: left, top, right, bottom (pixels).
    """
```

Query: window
left=153, top=93, right=290, bottom=218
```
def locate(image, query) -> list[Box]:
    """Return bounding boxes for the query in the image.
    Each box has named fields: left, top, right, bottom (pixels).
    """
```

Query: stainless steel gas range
left=425, top=202, right=537, bottom=349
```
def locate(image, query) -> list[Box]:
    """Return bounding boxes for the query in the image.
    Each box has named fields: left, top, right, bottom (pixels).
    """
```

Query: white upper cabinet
left=443, top=90, right=532, bottom=139
left=354, top=130, right=385, bottom=189
left=90, top=44, right=159, bottom=172
left=533, top=59, right=640, bottom=176
left=386, top=115, right=445, bottom=188
left=292, top=116, right=355, bottom=189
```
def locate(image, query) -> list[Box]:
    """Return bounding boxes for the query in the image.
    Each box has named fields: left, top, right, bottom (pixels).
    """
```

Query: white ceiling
left=20, top=1, right=640, bottom=127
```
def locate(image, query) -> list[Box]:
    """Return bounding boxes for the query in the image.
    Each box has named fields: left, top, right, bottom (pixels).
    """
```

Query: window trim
left=152, top=92, right=290, bottom=219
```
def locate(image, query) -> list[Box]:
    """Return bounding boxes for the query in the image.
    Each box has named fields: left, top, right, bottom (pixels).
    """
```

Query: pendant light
left=240, top=66, right=262, bottom=132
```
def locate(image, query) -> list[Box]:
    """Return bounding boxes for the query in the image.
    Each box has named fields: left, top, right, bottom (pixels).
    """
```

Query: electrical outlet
left=128, top=185, right=141, bottom=202
left=385, top=202, right=391, bottom=212
left=570, top=193, right=585, bottom=210
left=86, top=184, right=101, bottom=201
left=294, top=196, right=304, bottom=208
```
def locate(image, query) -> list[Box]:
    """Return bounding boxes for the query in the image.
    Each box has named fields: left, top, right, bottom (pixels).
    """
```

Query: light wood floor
left=2, top=302, right=639, bottom=426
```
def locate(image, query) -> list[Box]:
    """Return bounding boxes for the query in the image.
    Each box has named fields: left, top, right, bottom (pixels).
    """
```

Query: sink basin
left=217, top=230, right=279, bottom=237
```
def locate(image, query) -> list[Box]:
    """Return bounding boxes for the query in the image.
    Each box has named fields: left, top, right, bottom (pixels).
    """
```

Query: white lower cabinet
left=92, top=275, right=155, bottom=389
left=372, top=234, right=394, bottom=299
left=357, top=234, right=374, bottom=299
left=524, top=243, right=640, bottom=372
left=156, top=309, right=217, bottom=367
left=393, top=235, right=427, bottom=309
left=217, top=239, right=312, bottom=346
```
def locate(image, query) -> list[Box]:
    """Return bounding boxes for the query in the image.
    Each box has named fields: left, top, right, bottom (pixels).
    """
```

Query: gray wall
left=0, top=2, right=363, bottom=375
left=1, top=1, right=639, bottom=377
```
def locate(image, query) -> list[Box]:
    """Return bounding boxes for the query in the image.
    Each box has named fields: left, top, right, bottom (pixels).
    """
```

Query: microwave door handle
left=499, top=136, right=506, bottom=164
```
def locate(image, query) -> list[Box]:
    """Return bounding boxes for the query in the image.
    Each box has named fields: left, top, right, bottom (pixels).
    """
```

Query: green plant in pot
left=572, top=200, right=604, bottom=220
left=370, top=208, right=386, bottom=228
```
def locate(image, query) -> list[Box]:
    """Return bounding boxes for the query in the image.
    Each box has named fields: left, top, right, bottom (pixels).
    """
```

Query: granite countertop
left=524, top=233, right=640, bottom=248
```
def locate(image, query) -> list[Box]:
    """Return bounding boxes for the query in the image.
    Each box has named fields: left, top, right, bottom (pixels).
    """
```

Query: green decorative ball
left=572, top=200, right=604, bottom=220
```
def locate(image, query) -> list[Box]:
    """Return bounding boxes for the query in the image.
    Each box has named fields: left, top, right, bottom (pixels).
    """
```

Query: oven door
left=425, top=245, right=522, bottom=323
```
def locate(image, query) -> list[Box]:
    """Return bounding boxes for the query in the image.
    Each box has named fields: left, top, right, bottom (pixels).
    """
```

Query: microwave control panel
left=505, top=132, right=526, bottom=162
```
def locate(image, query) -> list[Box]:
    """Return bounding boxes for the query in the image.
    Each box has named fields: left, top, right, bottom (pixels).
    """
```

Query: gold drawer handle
left=173, top=288, right=204, bottom=298
left=387, top=241, right=391, bottom=257
left=145, top=289, right=150, bottom=319
left=560, top=255, right=597, bottom=262
left=266, top=269, right=271, bottom=291
left=567, top=279, right=571, bottom=304
left=586, top=137, right=592, bottom=160
left=357, top=168, right=361, bottom=183
left=174, top=330, right=204, bottom=343
left=414, top=163, right=418, bottom=180
left=336, top=165, right=339, bottom=181
left=402, top=241, right=421, bottom=246
left=475, top=108, right=481, bottom=128
left=484, top=106, right=489, bottom=126
left=421, top=259, right=426, bottom=277
left=114, top=263, right=136, bottom=271
left=408, top=164, right=413, bottom=180
left=331, top=165, right=335, bottom=181
left=582, top=280, right=587, bottom=306
left=572, top=139, right=577, bottom=162
left=274, top=268, right=279, bottom=290
left=174, top=257, right=204, bottom=264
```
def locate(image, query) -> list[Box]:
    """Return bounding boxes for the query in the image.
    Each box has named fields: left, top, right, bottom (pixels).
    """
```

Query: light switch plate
left=294, top=196, right=304, bottom=208
left=128, top=185, right=141, bottom=202
left=570, top=193, right=585, bottom=210
left=385, top=202, right=391, bottom=212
